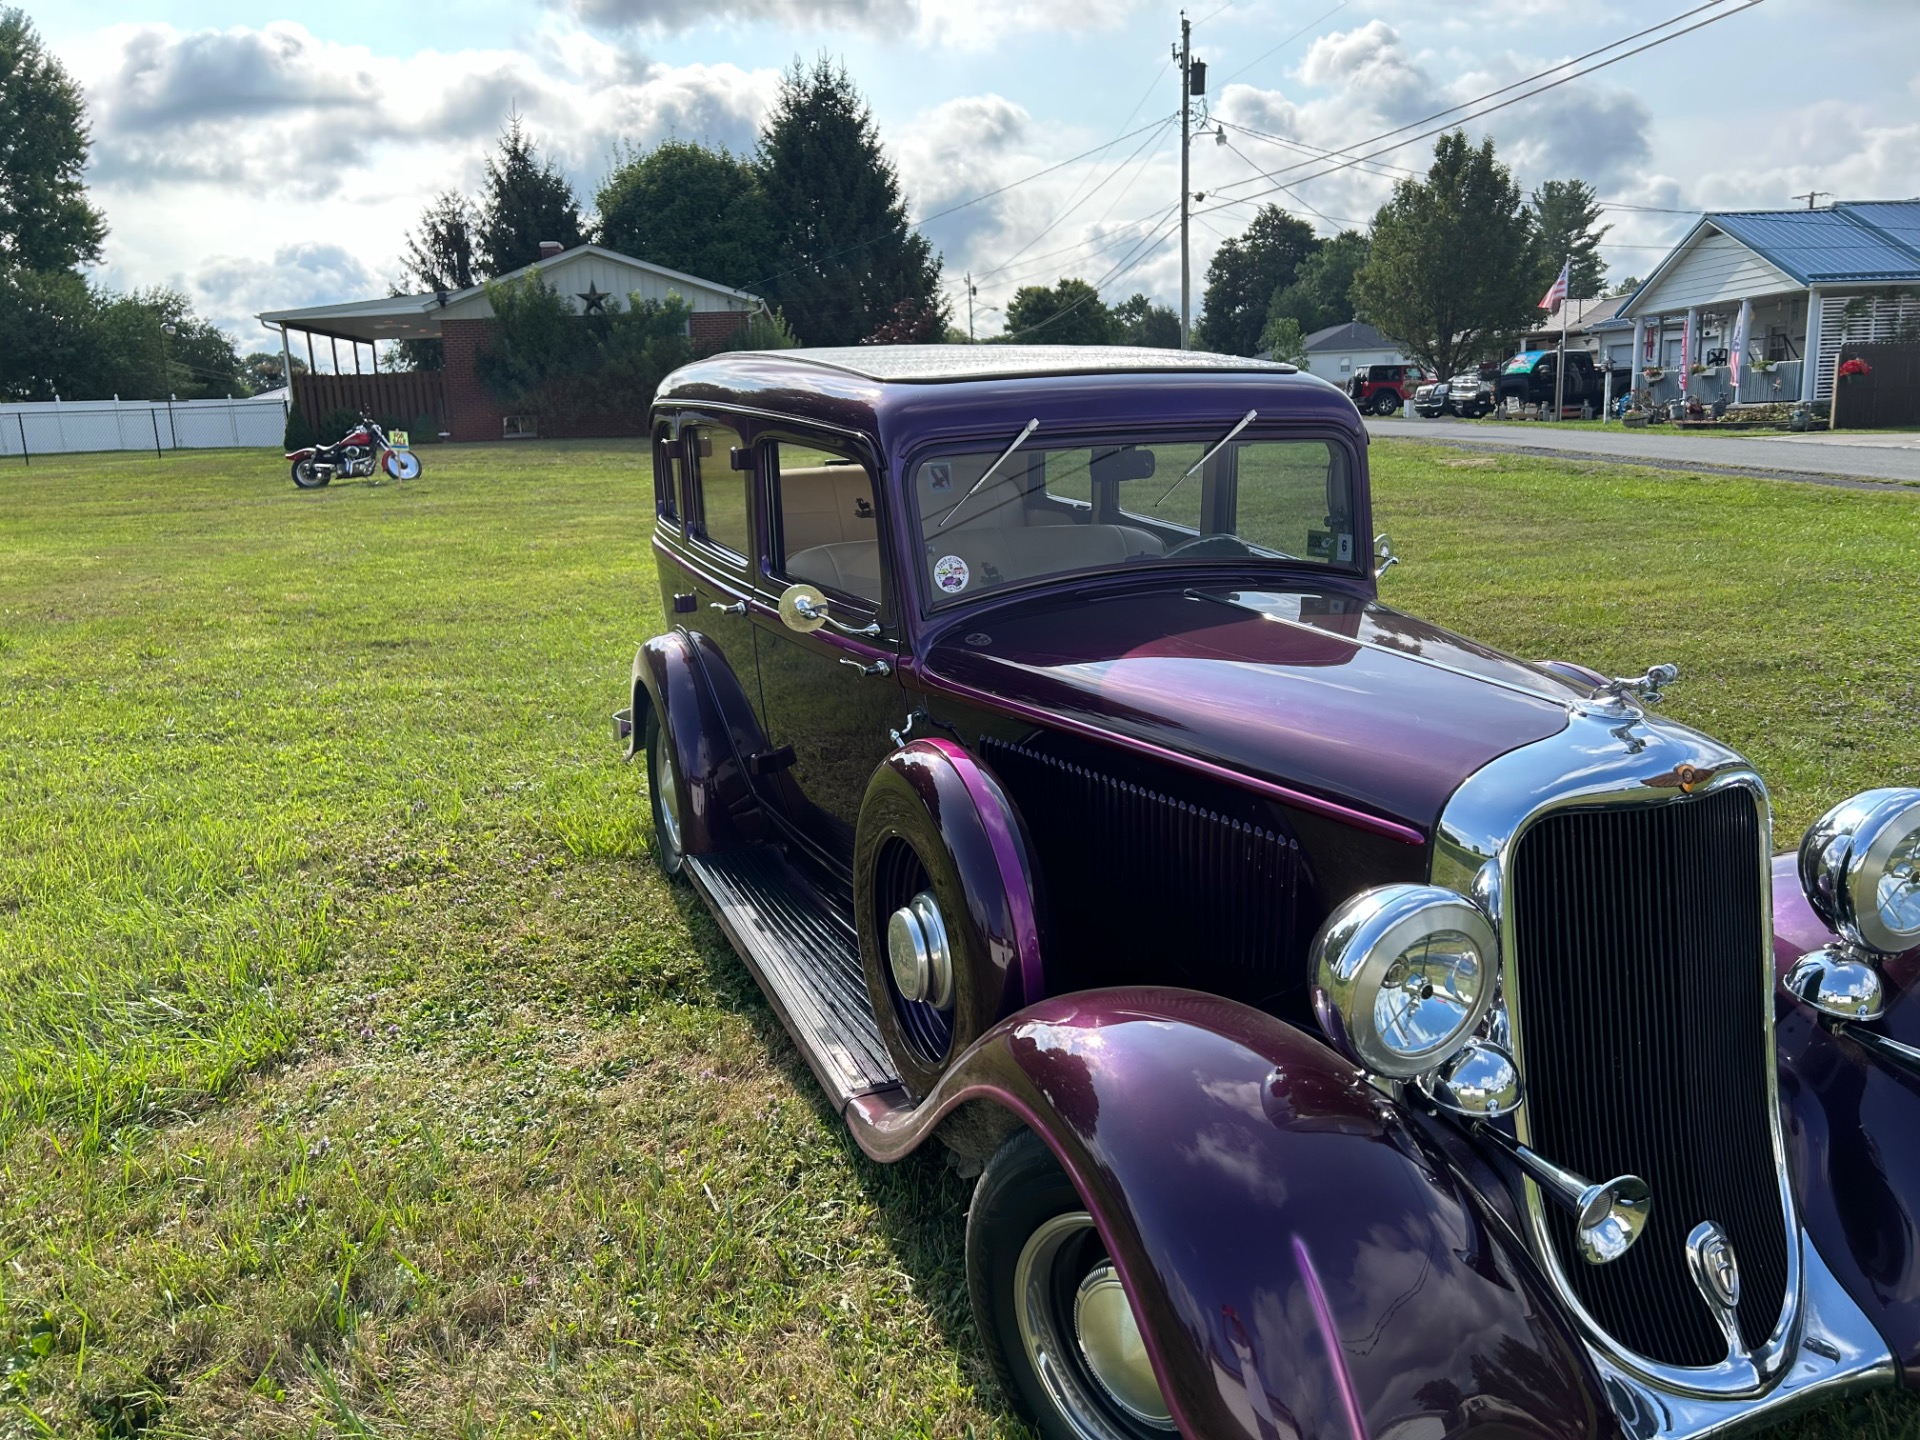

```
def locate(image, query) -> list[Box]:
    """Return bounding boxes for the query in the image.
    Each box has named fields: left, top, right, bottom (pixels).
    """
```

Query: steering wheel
left=1163, top=534, right=1256, bottom=560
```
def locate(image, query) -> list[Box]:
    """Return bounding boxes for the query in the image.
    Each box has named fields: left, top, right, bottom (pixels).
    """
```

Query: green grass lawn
left=3, top=440, right=1918, bottom=1438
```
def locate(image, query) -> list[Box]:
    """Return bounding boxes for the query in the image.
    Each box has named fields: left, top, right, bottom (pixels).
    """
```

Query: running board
left=684, top=848, right=903, bottom=1107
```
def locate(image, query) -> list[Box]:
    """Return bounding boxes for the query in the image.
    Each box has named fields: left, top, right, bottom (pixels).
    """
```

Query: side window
left=653, top=422, right=677, bottom=524
left=688, top=421, right=750, bottom=560
left=771, top=440, right=882, bottom=606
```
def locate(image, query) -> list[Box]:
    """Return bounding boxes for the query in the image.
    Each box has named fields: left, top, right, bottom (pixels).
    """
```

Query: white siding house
left=1299, top=322, right=1408, bottom=381
left=1618, top=203, right=1920, bottom=407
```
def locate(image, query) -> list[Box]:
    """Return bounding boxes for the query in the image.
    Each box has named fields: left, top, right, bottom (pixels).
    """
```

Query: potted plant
left=1642, top=366, right=1665, bottom=381
left=1752, top=358, right=1777, bottom=373
left=1688, top=362, right=1708, bottom=376
left=1838, top=357, right=1874, bottom=380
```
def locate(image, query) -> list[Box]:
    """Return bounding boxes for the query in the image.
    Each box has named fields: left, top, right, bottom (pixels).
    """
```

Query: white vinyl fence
left=0, top=396, right=289, bottom=459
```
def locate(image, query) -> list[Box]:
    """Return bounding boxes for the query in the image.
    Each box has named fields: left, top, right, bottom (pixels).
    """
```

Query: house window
left=688, top=421, right=750, bottom=560
left=770, top=440, right=882, bottom=606
left=1339, top=357, right=1352, bottom=371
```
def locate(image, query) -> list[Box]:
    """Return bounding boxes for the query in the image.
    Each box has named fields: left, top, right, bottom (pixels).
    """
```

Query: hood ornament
left=1687, top=1221, right=1746, bottom=1358
left=1578, top=663, right=1678, bottom=719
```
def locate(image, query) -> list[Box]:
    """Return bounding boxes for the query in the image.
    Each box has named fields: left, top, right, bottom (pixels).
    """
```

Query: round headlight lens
left=1800, top=788, right=1920, bottom=957
left=1312, top=885, right=1498, bottom=1078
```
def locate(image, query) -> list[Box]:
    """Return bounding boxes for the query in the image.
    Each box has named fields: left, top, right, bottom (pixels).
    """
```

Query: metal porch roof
left=1707, top=203, right=1920, bottom=285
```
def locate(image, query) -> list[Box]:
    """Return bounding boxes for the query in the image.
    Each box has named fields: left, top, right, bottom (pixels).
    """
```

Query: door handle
left=839, top=657, right=893, bottom=678
left=709, top=600, right=747, bottom=615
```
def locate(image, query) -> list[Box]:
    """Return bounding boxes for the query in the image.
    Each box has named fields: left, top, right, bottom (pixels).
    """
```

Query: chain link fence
left=0, top=397, right=289, bottom=461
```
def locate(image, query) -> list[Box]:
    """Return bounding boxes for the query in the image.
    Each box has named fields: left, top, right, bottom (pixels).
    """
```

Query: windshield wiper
left=1153, top=409, right=1256, bottom=509
left=938, top=418, right=1039, bottom=530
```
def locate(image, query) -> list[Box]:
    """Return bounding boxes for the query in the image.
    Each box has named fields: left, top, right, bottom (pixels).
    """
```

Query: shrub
left=409, top=411, right=440, bottom=443
left=282, top=407, right=315, bottom=451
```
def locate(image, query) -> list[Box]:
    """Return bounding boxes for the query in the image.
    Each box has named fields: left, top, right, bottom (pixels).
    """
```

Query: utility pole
left=1175, top=12, right=1191, bottom=349
left=1791, top=190, right=1832, bottom=210
left=966, top=273, right=977, bottom=342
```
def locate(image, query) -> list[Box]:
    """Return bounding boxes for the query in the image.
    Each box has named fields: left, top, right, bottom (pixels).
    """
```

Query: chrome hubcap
left=1014, top=1212, right=1175, bottom=1437
left=655, top=733, right=682, bottom=856
left=886, top=889, right=952, bottom=1008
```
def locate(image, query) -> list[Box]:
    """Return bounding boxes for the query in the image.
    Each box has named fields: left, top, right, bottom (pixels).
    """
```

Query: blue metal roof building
left=1619, top=201, right=1920, bottom=405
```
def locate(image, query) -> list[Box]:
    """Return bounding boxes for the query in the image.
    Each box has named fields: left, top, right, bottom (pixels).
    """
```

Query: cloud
left=551, top=0, right=1145, bottom=49
left=79, top=23, right=776, bottom=201
left=192, top=244, right=382, bottom=338
left=1297, top=20, right=1434, bottom=123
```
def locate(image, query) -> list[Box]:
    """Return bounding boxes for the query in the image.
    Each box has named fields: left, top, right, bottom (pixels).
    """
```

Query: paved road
left=1365, top=416, right=1920, bottom=486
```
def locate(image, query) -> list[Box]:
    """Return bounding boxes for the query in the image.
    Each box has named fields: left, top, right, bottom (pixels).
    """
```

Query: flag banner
left=1539, top=261, right=1570, bottom=312
left=1729, top=307, right=1748, bottom=386
left=1644, top=323, right=1656, bottom=361
left=1680, top=313, right=1692, bottom=377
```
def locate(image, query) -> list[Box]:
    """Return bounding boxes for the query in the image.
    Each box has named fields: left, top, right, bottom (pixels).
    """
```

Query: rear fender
left=631, top=631, right=770, bottom=853
left=1772, top=853, right=1920, bottom=1380
left=851, top=987, right=1608, bottom=1439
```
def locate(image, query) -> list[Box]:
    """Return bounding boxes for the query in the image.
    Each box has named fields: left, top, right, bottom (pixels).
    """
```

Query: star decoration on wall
left=577, top=285, right=612, bottom=314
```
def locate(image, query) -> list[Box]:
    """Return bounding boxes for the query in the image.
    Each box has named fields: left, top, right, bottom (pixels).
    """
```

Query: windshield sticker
left=933, top=554, right=971, bottom=594
left=927, top=462, right=953, bottom=492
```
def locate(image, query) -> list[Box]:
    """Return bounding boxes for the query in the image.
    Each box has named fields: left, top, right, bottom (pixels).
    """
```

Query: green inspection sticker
left=1307, top=529, right=1334, bottom=557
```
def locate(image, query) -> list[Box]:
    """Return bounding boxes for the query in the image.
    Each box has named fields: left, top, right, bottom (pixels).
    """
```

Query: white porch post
left=1631, top=317, right=1645, bottom=393
left=1683, top=306, right=1699, bottom=396
left=1800, top=287, right=1823, bottom=403
left=1734, top=297, right=1753, bottom=402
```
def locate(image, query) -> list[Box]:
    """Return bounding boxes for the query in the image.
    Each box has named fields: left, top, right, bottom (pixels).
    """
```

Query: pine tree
left=755, top=56, right=943, bottom=346
left=1531, top=179, right=1610, bottom=300
left=476, top=116, right=585, bottom=278
left=0, top=7, right=108, bottom=270
left=403, top=190, right=477, bottom=294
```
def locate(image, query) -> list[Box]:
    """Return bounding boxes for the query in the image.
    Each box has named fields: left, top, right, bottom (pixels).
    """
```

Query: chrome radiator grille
left=1510, top=787, right=1790, bottom=1368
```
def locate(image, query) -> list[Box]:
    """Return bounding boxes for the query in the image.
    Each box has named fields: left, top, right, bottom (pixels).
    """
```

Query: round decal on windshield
left=933, top=554, right=971, bottom=594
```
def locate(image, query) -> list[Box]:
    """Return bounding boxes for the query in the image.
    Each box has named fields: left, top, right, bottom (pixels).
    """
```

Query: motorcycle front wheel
left=384, top=450, right=423, bottom=481
left=291, top=458, right=329, bottom=489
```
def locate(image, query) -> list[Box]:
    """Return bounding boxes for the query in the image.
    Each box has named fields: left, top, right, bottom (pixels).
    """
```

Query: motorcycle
left=288, top=414, right=422, bottom=488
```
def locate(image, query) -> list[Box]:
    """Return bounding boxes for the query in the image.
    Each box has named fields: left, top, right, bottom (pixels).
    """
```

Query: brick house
left=258, top=243, right=764, bottom=442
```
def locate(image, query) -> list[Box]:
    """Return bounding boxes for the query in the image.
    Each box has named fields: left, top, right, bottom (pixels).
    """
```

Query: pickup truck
left=1495, top=350, right=1622, bottom=415
left=1412, top=371, right=1495, bottom=419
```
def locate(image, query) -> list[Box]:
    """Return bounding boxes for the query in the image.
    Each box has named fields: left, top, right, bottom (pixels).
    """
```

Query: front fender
left=1773, top=853, right=1920, bottom=1382
left=853, top=988, right=1610, bottom=1440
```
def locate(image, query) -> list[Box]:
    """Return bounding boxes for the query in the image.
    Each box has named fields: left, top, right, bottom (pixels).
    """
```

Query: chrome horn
left=1474, top=1122, right=1652, bottom=1265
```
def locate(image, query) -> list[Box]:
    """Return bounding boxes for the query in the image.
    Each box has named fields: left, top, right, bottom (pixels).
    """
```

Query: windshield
left=910, top=433, right=1357, bottom=608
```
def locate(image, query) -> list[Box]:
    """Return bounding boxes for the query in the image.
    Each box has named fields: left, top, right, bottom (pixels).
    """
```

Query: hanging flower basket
left=1838, top=357, right=1874, bottom=379
left=1642, top=367, right=1665, bottom=380
left=1688, top=363, right=1708, bottom=375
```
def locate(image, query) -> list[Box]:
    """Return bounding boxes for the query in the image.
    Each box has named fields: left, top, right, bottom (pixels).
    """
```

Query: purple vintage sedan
left=617, top=345, right=1920, bottom=1440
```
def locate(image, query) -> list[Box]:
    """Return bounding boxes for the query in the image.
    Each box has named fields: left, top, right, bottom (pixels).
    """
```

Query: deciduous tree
left=596, top=140, right=770, bottom=292
left=476, top=116, right=586, bottom=278
left=1197, top=206, right=1319, bottom=356
left=755, top=57, right=943, bottom=346
left=1351, top=132, right=1536, bottom=378
left=1002, top=278, right=1116, bottom=345
left=1112, top=292, right=1180, bottom=348
left=0, top=7, right=106, bottom=271
left=1264, top=229, right=1370, bottom=338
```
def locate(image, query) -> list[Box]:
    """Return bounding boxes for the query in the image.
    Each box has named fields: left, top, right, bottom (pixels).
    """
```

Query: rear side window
left=653, top=423, right=677, bottom=522
left=687, top=422, right=749, bottom=559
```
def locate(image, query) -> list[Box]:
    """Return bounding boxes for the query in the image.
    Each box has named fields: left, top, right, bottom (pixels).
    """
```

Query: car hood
left=922, top=585, right=1579, bottom=837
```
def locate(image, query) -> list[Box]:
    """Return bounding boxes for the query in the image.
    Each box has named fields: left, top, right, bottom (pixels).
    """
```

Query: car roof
left=694, top=344, right=1297, bottom=384
left=656, top=345, right=1358, bottom=450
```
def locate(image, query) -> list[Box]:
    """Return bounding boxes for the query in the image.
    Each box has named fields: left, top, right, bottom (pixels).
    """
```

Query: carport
left=257, top=291, right=452, bottom=433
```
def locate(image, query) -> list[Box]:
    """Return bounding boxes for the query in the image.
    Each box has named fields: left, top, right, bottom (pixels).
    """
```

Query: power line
left=1195, top=0, right=1763, bottom=218
left=971, top=116, right=1178, bottom=282
left=1218, top=0, right=1350, bottom=85
left=1230, top=0, right=1744, bottom=192
left=996, top=210, right=1182, bottom=340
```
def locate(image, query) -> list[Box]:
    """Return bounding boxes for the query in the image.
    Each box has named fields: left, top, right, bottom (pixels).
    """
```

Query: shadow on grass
left=655, top=853, right=1019, bottom=1424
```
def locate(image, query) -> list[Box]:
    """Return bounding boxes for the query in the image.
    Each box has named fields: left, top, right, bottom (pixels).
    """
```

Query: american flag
left=1539, top=261, right=1570, bottom=312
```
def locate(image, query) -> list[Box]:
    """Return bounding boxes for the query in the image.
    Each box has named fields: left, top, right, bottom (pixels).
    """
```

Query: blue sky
left=36, top=0, right=1920, bottom=351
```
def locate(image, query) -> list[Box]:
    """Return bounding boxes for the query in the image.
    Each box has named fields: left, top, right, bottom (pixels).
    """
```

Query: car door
left=676, top=413, right=770, bottom=729
left=748, top=428, right=903, bottom=865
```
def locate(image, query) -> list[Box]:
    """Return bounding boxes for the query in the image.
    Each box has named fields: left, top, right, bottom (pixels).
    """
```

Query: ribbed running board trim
left=684, top=848, right=900, bottom=1105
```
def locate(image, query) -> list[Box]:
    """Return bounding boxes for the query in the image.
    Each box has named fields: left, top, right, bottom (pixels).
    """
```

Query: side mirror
left=1374, top=534, right=1400, bottom=580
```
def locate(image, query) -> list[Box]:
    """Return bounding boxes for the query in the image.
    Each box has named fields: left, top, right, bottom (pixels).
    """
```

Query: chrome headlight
left=1799, top=787, right=1920, bottom=957
left=1312, top=884, right=1498, bottom=1078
